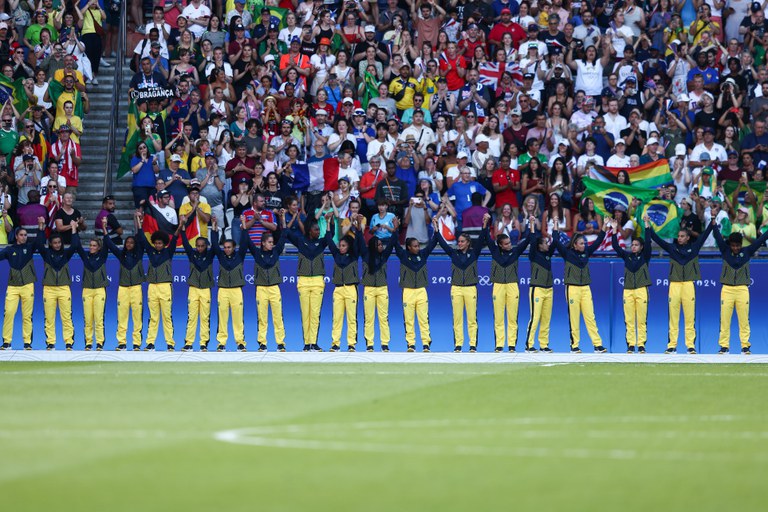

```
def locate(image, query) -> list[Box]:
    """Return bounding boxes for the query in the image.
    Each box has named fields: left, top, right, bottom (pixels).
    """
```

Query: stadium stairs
left=75, top=57, right=134, bottom=239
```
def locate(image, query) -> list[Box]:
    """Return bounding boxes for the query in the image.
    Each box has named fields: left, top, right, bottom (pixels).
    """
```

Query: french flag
left=292, top=156, right=340, bottom=192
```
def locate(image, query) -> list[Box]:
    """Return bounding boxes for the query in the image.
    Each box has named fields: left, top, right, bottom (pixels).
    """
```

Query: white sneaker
left=100, top=58, right=111, bottom=67
left=90, top=78, right=99, bottom=86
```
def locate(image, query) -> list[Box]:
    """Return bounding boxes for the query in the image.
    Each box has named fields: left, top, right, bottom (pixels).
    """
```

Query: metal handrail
left=103, top=0, right=127, bottom=196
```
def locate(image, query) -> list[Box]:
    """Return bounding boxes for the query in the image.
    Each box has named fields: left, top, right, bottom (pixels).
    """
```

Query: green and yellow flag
left=0, top=74, right=29, bottom=113
left=46, top=79, right=83, bottom=118
left=117, top=96, right=139, bottom=179
left=635, top=199, right=683, bottom=239
left=722, top=180, right=767, bottom=200
left=582, top=178, right=658, bottom=218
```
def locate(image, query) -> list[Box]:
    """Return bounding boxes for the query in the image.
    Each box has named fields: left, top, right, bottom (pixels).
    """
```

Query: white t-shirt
left=278, top=27, right=302, bottom=48
left=603, top=113, right=628, bottom=141
left=574, top=60, right=604, bottom=97
left=608, top=25, right=634, bottom=55
left=690, top=142, right=728, bottom=165
left=366, top=139, right=395, bottom=161
left=338, top=165, right=360, bottom=185
left=577, top=153, right=605, bottom=176
left=144, top=21, right=172, bottom=44
left=606, top=154, right=631, bottom=167
left=40, top=175, right=66, bottom=203
left=181, top=4, right=212, bottom=38
left=399, top=125, right=436, bottom=155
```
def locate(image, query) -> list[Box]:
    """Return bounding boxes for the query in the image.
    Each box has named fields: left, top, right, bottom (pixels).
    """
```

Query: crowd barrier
left=3, top=255, right=766, bottom=354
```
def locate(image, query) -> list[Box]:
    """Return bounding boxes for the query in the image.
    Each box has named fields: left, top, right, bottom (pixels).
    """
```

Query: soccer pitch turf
left=1, top=362, right=766, bottom=511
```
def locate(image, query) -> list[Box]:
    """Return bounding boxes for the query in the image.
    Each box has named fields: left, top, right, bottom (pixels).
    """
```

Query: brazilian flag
left=722, top=179, right=767, bottom=200
left=582, top=178, right=658, bottom=218
left=117, top=96, right=139, bottom=179
left=635, top=199, right=683, bottom=239
left=0, top=74, right=29, bottom=113
left=47, top=79, right=84, bottom=118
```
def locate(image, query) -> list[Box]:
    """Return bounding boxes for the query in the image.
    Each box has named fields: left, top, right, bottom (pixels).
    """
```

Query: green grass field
left=1, top=362, right=766, bottom=511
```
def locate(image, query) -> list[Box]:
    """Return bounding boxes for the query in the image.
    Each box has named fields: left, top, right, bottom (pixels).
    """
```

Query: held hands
left=212, top=217, right=218, bottom=231
left=37, top=216, right=45, bottom=229
left=482, top=212, right=491, bottom=228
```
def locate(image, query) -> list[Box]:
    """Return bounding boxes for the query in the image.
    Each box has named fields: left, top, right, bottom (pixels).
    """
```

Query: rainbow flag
left=117, top=96, right=139, bottom=179
left=582, top=178, right=658, bottom=218
left=590, top=159, right=674, bottom=189
left=634, top=199, right=683, bottom=239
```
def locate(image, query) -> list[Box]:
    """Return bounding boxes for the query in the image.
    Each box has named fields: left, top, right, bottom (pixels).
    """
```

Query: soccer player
left=611, top=216, right=653, bottom=353
left=394, top=228, right=438, bottom=352
left=712, top=222, right=768, bottom=354
left=524, top=219, right=557, bottom=352
left=435, top=220, right=485, bottom=352
left=360, top=232, right=396, bottom=352
left=482, top=213, right=532, bottom=352
left=248, top=220, right=288, bottom=352
left=136, top=211, right=181, bottom=351
left=179, top=216, right=216, bottom=352
left=0, top=226, right=39, bottom=350
left=326, top=215, right=364, bottom=352
left=74, top=234, right=110, bottom=351
left=286, top=220, right=330, bottom=352
left=212, top=217, right=249, bottom=352
left=105, top=233, right=145, bottom=351
left=551, top=216, right=607, bottom=353
left=649, top=221, right=714, bottom=354
left=36, top=218, right=79, bottom=350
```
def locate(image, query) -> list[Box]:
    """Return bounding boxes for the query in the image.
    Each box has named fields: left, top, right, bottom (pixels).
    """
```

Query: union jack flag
left=478, top=62, right=523, bottom=88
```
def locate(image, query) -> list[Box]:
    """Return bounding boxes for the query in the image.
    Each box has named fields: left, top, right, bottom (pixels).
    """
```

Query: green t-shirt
left=0, top=129, right=19, bottom=164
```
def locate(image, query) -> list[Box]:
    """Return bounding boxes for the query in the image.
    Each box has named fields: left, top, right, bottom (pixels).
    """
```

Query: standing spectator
left=196, top=152, right=226, bottom=232
left=447, top=166, right=492, bottom=224
left=242, top=193, right=277, bottom=246
left=95, top=195, right=123, bottom=245
left=130, top=142, right=160, bottom=208
left=160, top=154, right=192, bottom=208
left=49, top=125, right=81, bottom=195
left=17, top=190, right=46, bottom=241
left=375, top=159, right=409, bottom=218
left=179, top=183, right=212, bottom=244
left=53, top=192, right=84, bottom=245
left=492, top=154, right=520, bottom=216
left=80, top=0, right=108, bottom=80
left=14, top=154, right=41, bottom=207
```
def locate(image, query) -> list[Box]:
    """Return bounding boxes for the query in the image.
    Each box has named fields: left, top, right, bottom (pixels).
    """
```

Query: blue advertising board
left=2, top=255, right=766, bottom=353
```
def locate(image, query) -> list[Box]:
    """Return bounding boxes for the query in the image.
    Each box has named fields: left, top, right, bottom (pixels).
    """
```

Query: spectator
left=196, top=151, right=226, bottom=231
left=18, top=190, right=46, bottom=241
left=179, top=182, right=212, bottom=244
left=446, top=166, right=491, bottom=224
left=53, top=192, right=84, bottom=245
left=160, top=154, right=192, bottom=208
left=14, top=153, right=41, bottom=206
left=130, top=142, right=160, bottom=208
left=95, top=195, right=124, bottom=245
left=243, top=192, right=277, bottom=246
left=49, top=125, right=81, bottom=194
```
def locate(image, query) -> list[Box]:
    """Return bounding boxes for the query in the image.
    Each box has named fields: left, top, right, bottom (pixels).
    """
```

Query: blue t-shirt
left=370, top=212, right=396, bottom=239
left=131, top=156, right=156, bottom=188
left=158, top=168, right=192, bottom=207
left=448, top=180, right=488, bottom=220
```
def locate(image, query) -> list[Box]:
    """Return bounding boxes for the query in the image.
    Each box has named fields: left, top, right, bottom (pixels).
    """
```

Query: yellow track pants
left=297, top=276, right=325, bottom=344
left=256, top=285, right=285, bottom=345
left=43, top=285, right=74, bottom=346
left=566, top=285, right=602, bottom=348
left=185, top=287, right=211, bottom=347
left=623, top=287, right=648, bottom=348
left=492, top=282, right=519, bottom=350
left=451, top=285, right=478, bottom=349
left=363, top=286, right=389, bottom=348
left=402, top=288, right=430, bottom=347
left=117, top=284, right=143, bottom=347
left=718, top=285, right=750, bottom=349
left=217, top=287, right=244, bottom=346
left=332, top=284, right=358, bottom=347
left=668, top=281, right=696, bottom=349
left=525, top=286, right=552, bottom=349
left=3, top=283, right=34, bottom=344
left=82, top=288, right=106, bottom=346
left=147, top=283, right=174, bottom=347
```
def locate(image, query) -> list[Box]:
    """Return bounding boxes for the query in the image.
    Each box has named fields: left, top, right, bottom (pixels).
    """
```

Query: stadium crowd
left=117, top=0, right=768, bottom=254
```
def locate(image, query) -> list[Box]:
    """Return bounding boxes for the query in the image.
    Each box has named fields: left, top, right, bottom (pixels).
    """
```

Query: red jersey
left=492, top=167, right=520, bottom=208
left=439, top=55, right=467, bottom=91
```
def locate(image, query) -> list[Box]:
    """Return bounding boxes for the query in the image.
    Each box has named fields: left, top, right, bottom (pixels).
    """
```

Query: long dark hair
left=549, top=157, right=571, bottom=187
left=579, top=197, right=598, bottom=221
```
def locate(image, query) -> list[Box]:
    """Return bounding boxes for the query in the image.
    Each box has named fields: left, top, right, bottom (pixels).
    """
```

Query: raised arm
left=648, top=226, right=673, bottom=254
left=690, top=221, right=714, bottom=254
left=746, top=227, right=768, bottom=257
left=712, top=222, right=727, bottom=254
left=422, top=233, right=440, bottom=258
left=586, top=229, right=606, bottom=257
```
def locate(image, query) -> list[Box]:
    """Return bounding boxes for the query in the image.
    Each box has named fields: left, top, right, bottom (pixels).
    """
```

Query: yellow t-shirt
left=389, top=77, right=421, bottom=111
left=178, top=201, right=211, bottom=243
left=190, top=155, right=205, bottom=176
left=731, top=222, right=756, bottom=247
left=53, top=115, right=83, bottom=143
left=53, top=69, right=85, bottom=88
left=54, top=90, right=77, bottom=123
left=0, top=213, right=12, bottom=244
left=81, top=8, right=105, bottom=36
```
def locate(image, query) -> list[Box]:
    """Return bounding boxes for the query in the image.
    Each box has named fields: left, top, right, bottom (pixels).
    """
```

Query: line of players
left=0, top=209, right=764, bottom=354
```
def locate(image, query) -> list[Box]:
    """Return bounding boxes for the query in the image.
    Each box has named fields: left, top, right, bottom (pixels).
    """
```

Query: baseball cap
left=189, top=178, right=201, bottom=189
left=523, top=72, right=534, bottom=80
left=235, top=24, right=245, bottom=30
left=703, top=126, right=715, bottom=134
left=239, top=177, right=250, bottom=184
left=315, top=109, right=328, bottom=116
left=615, top=138, right=626, bottom=145
left=151, top=41, right=162, bottom=48
left=677, top=93, right=690, bottom=103
left=264, top=54, right=275, bottom=62
left=752, top=1, right=762, bottom=12
left=342, top=98, right=354, bottom=105
left=557, top=138, right=569, bottom=146
left=702, top=166, right=714, bottom=175
left=353, top=108, right=366, bottom=116
left=365, top=25, right=375, bottom=33
left=158, top=189, right=170, bottom=198
left=528, top=23, right=539, bottom=31
left=22, top=154, right=34, bottom=161
left=457, top=151, right=469, bottom=159
left=58, top=124, right=71, bottom=132
left=510, top=108, right=522, bottom=116
left=700, top=152, right=711, bottom=160
left=0, top=22, right=9, bottom=30
left=614, top=204, right=627, bottom=212
left=319, top=37, right=331, bottom=46
left=501, top=8, right=511, bottom=14
left=338, top=175, right=350, bottom=183
left=204, top=151, right=216, bottom=158
left=675, top=144, right=686, bottom=156
left=475, top=134, right=490, bottom=145
left=170, top=154, right=183, bottom=163
left=727, top=150, right=739, bottom=157
left=647, top=137, right=659, bottom=145
left=738, top=205, right=750, bottom=214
